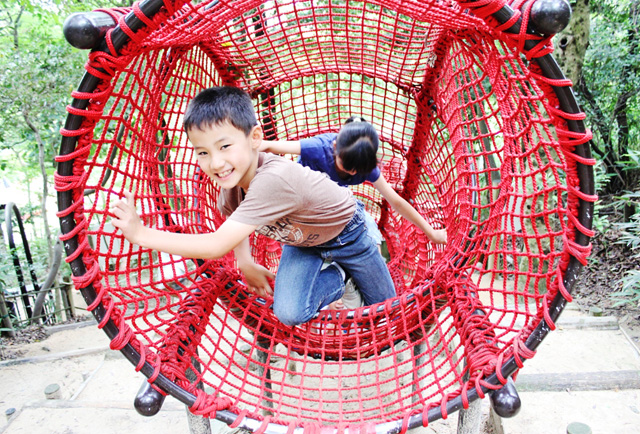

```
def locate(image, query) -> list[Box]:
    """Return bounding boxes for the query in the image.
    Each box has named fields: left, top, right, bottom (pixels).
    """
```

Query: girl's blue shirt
left=299, top=133, right=381, bottom=187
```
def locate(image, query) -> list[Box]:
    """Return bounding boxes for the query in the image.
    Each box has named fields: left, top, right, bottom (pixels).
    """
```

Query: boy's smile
left=216, top=168, right=234, bottom=180
left=188, top=122, right=262, bottom=191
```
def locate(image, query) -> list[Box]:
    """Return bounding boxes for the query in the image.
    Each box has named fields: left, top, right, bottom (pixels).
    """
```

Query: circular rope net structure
left=56, top=0, right=595, bottom=432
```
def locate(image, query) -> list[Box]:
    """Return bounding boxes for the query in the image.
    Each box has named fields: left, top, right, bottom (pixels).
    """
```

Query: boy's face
left=188, top=122, right=262, bottom=191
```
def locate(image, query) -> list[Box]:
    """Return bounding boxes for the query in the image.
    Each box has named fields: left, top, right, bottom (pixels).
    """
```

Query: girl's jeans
left=363, top=209, right=383, bottom=246
left=273, top=201, right=396, bottom=326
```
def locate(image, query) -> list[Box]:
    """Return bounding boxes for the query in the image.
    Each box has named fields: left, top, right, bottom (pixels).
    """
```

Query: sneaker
left=341, top=278, right=364, bottom=309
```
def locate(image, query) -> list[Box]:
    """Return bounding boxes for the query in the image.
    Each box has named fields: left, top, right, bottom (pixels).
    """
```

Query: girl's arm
left=110, top=191, right=258, bottom=259
left=260, top=139, right=302, bottom=155
left=372, top=176, right=447, bottom=244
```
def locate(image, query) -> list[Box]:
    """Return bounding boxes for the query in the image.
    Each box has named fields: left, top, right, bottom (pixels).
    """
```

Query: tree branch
left=22, top=108, right=54, bottom=263
left=11, top=5, right=25, bottom=50
left=576, top=75, right=608, bottom=158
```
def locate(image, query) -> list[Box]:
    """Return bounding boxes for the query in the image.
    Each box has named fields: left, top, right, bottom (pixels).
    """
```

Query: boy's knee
left=273, top=305, right=313, bottom=327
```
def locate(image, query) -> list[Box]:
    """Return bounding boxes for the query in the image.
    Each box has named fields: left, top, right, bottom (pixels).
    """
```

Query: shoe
left=342, top=278, right=364, bottom=309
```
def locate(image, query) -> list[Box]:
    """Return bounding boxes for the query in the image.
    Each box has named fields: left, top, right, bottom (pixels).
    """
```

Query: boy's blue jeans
left=273, top=201, right=396, bottom=326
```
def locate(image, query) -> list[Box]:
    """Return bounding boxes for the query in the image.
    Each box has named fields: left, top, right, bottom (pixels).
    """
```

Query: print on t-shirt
left=257, top=217, right=304, bottom=244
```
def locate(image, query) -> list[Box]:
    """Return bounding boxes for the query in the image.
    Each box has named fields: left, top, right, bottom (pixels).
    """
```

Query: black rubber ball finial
left=63, top=12, right=118, bottom=50
left=134, top=380, right=166, bottom=416
left=489, top=378, right=522, bottom=418
left=530, top=0, right=572, bottom=35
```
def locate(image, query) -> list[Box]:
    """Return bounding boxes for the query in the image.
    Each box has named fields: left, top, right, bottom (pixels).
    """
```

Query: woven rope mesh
left=56, top=0, right=595, bottom=429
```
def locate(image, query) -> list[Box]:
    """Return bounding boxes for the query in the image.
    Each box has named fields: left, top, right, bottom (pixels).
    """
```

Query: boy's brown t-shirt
left=219, top=152, right=355, bottom=247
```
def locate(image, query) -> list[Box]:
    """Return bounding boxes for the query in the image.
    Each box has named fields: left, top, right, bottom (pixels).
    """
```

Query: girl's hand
left=110, top=190, right=144, bottom=245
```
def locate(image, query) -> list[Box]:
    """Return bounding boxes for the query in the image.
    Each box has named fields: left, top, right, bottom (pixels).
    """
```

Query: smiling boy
left=110, top=86, right=396, bottom=326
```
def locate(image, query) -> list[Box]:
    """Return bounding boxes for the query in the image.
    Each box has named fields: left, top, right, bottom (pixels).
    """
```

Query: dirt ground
left=0, top=315, right=91, bottom=361
left=572, top=210, right=640, bottom=349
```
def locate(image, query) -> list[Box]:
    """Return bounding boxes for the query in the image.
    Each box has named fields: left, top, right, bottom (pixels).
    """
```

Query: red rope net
left=56, top=0, right=595, bottom=430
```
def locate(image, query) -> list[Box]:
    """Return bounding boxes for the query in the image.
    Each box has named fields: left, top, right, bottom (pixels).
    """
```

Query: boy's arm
left=233, top=237, right=275, bottom=297
left=259, top=139, right=302, bottom=155
left=110, top=191, right=258, bottom=259
left=372, top=176, right=447, bottom=244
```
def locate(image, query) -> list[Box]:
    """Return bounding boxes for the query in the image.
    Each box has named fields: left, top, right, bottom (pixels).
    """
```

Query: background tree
left=1, top=1, right=83, bottom=265
left=553, top=0, right=640, bottom=311
left=572, top=0, right=639, bottom=203
left=0, top=0, right=132, bottom=267
left=554, top=0, right=591, bottom=86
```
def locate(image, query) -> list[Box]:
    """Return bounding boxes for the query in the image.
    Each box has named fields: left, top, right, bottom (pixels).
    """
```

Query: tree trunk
left=610, top=1, right=640, bottom=198
left=561, top=0, right=640, bottom=198
left=22, top=109, right=54, bottom=265
left=614, top=1, right=640, bottom=161
left=553, top=0, right=591, bottom=86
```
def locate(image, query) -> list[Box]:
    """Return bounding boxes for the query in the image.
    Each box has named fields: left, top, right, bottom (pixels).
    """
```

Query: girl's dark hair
left=183, top=86, right=257, bottom=136
left=335, top=116, right=379, bottom=174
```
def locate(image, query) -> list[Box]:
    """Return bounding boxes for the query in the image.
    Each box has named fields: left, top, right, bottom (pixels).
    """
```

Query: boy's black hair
left=183, top=86, right=257, bottom=136
left=335, top=116, right=379, bottom=175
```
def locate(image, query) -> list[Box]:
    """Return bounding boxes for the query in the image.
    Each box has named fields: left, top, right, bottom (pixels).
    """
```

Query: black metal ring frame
left=56, top=1, right=594, bottom=433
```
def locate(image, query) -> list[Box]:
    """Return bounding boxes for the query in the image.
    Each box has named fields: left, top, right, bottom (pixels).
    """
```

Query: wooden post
left=185, top=357, right=212, bottom=434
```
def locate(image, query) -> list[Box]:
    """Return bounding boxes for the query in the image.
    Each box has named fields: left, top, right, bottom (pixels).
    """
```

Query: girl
left=261, top=117, right=446, bottom=308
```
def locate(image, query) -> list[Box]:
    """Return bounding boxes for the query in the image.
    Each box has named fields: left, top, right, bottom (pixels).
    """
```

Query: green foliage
left=591, top=160, right=614, bottom=232
left=0, top=1, right=117, bottom=312
left=618, top=149, right=640, bottom=172
left=8, top=12, right=71, bottom=200
left=611, top=191, right=640, bottom=306
left=0, top=210, right=48, bottom=289
left=591, top=202, right=610, bottom=234
left=0, top=249, right=15, bottom=292
left=0, top=0, right=134, bottom=176
left=586, top=0, right=640, bottom=99
left=615, top=269, right=640, bottom=306
left=587, top=1, right=640, bottom=92
left=579, top=0, right=640, bottom=193
left=0, top=1, right=91, bottom=264
left=613, top=191, right=640, bottom=246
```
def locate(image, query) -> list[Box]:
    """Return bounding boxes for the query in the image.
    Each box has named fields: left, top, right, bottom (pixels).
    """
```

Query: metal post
left=0, top=290, right=15, bottom=338
left=60, top=278, right=76, bottom=321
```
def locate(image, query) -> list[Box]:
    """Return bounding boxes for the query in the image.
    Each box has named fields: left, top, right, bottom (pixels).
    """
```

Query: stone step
left=515, top=370, right=640, bottom=392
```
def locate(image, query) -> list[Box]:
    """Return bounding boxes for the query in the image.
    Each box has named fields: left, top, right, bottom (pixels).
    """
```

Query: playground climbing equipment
left=56, top=0, right=595, bottom=432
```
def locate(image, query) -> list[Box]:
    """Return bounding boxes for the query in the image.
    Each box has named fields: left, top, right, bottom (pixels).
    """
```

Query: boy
left=110, top=86, right=396, bottom=326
